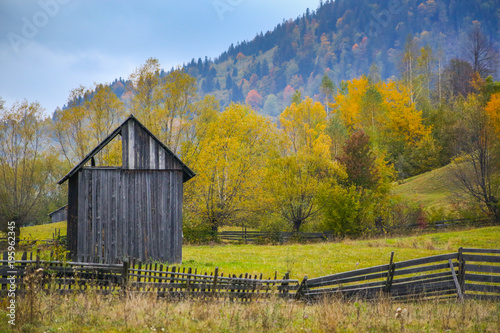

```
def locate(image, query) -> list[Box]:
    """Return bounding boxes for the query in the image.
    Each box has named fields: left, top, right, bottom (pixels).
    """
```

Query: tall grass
left=2, top=289, right=499, bottom=332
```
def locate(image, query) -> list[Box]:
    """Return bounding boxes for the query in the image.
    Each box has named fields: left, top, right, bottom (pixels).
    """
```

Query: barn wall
left=122, top=120, right=182, bottom=171
left=74, top=168, right=183, bottom=263
left=67, top=176, right=79, bottom=257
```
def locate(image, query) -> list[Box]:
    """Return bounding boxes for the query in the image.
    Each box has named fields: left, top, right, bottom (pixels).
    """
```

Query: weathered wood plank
left=465, top=283, right=500, bottom=294
left=461, top=248, right=500, bottom=254
left=394, top=253, right=458, bottom=269
left=462, top=254, right=500, bottom=263
left=393, top=262, right=456, bottom=277
left=307, top=264, right=390, bottom=286
left=464, top=264, right=500, bottom=274
left=465, top=273, right=500, bottom=283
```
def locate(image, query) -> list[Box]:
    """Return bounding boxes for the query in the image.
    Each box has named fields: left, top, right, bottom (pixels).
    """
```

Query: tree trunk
left=292, top=219, right=302, bottom=232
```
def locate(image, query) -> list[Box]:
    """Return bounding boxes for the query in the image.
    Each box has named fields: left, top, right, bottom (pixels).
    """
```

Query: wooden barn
left=58, top=115, right=195, bottom=264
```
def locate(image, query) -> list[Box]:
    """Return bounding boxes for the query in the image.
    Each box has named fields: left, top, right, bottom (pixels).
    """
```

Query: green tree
left=320, top=74, right=335, bottom=116
left=338, top=131, right=379, bottom=190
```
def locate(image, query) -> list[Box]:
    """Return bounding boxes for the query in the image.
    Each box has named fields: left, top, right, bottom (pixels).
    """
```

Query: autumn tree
left=155, top=67, right=197, bottom=154
left=129, top=58, right=161, bottom=128
left=245, top=89, right=263, bottom=110
left=452, top=95, right=500, bottom=223
left=52, top=83, right=125, bottom=167
left=267, top=97, right=343, bottom=232
left=400, top=35, right=419, bottom=104
left=338, top=131, right=379, bottom=189
left=130, top=60, right=197, bottom=154
left=320, top=74, right=335, bottom=116
left=485, top=92, right=500, bottom=136
left=0, top=101, right=57, bottom=232
left=185, top=103, right=277, bottom=232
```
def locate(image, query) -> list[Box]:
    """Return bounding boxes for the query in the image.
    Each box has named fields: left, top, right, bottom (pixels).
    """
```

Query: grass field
left=182, top=226, right=500, bottom=279
left=4, top=222, right=500, bottom=332
left=15, top=222, right=500, bottom=280
left=17, top=221, right=67, bottom=240
left=392, top=162, right=460, bottom=211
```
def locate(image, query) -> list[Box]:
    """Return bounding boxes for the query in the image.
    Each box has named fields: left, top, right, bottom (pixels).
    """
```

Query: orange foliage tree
left=245, top=90, right=263, bottom=110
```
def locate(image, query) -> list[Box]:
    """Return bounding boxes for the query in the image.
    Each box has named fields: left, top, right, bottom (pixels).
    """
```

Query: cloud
left=0, top=41, right=137, bottom=114
left=0, top=0, right=320, bottom=115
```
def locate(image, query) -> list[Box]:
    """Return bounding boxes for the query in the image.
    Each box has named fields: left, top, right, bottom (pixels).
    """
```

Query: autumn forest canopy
left=1, top=0, right=500, bottom=238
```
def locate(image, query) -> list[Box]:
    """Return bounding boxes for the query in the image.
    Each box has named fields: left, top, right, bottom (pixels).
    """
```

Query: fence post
left=458, top=247, right=466, bottom=295
left=212, top=267, right=219, bottom=298
left=384, top=251, right=395, bottom=294
left=281, top=272, right=290, bottom=298
left=295, top=276, right=308, bottom=301
left=36, top=248, right=40, bottom=268
left=121, top=258, right=129, bottom=297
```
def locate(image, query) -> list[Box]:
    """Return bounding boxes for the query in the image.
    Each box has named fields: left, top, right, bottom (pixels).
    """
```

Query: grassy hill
left=392, top=163, right=461, bottom=212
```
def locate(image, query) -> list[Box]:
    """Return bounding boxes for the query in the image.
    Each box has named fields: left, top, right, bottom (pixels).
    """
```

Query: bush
left=182, top=216, right=219, bottom=244
left=183, top=226, right=218, bottom=244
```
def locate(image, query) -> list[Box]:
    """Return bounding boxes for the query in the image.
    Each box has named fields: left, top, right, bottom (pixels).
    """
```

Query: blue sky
left=0, top=0, right=320, bottom=115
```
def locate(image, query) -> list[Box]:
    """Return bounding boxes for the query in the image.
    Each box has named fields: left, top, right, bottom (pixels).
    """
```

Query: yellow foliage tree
left=185, top=103, right=277, bottom=232
left=279, top=97, right=331, bottom=155
left=270, top=98, right=344, bottom=231
left=130, top=59, right=197, bottom=154
left=51, top=84, right=125, bottom=168
left=331, top=77, right=370, bottom=131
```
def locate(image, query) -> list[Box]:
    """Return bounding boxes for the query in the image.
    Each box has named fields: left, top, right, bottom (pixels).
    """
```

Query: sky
left=0, top=0, right=320, bottom=115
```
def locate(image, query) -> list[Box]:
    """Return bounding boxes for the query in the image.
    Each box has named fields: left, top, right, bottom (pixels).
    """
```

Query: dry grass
left=1, top=289, right=499, bottom=333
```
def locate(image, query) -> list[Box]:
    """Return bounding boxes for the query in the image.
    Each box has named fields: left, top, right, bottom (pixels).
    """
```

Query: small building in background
left=48, top=205, right=68, bottom=223
left=58, top=115, right=195, bottom=264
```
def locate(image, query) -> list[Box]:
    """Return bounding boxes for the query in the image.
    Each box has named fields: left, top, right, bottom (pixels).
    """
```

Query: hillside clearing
left=392, top=163, right=460, bottom=211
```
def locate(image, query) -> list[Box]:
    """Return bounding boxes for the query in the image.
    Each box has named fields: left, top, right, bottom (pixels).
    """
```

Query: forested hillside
left=177, top=0, right=499, bottom=114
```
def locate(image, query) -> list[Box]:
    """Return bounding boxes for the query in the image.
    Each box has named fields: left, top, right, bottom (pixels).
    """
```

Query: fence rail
left=297, top=247, right=500, bottom=302
left=218, top=218, right=496, bottom=244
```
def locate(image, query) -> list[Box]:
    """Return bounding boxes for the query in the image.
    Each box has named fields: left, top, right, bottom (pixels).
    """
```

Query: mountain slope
left=176, top=0, right=499, bottom=114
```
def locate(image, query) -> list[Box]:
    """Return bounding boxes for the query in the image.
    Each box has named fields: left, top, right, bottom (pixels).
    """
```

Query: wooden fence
left=219, top=230, right=329, bottom=243
left=0, top=251, right=298, bottom=301
left=219, top=219, right=496, bottom=244
left=297, top=248, right=500, bottom=302
left=1, top=248, right=498, bottom=303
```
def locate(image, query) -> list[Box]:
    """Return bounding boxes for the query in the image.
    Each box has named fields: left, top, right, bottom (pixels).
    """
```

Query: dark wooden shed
left=48, top=205, right=67, bottom=223
left=58, top=115, right=195, bottom=264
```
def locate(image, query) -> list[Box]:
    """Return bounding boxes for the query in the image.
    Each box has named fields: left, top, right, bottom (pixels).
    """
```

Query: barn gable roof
left=48, top=204, right=68, bottom=217
left=57, top=115, right=195, bottom=185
